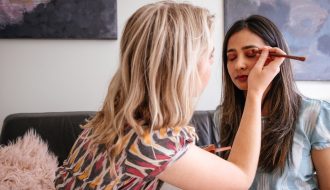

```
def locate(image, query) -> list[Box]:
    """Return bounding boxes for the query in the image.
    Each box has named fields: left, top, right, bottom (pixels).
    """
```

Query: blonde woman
left=54, top=2, right=284, bottom=189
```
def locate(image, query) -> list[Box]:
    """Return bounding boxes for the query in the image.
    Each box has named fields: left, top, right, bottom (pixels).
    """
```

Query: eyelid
left=226, top=51, right=235, bottom=55
left=244, top=49, right=258, bottom=57
left=227, top=53, right=237, bottom=60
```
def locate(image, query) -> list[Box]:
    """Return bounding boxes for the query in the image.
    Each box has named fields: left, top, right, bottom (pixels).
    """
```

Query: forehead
left=227, top=28, right=266, bottom=49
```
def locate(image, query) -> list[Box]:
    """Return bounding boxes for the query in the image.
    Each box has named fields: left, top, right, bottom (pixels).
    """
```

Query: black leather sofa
left=0, top=111, right=219, bottom=166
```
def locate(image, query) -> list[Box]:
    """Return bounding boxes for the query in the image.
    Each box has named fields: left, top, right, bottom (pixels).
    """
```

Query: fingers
left=256, top=46, right=285, bottom=69
left=247, top=46, right=285, bottom=95
left=254, top=47, right=269, bottom=70
left=268, top=47, right=285, bottom=68
left=269, top=47, right=286, bottom=55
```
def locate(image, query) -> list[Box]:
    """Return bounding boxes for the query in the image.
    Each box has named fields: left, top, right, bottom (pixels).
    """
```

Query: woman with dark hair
left=215, top=15, right=330, bottom=189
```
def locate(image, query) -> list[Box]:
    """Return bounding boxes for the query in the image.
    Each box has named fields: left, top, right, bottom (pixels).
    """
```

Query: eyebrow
left=227, top=45, right=259, bottom=53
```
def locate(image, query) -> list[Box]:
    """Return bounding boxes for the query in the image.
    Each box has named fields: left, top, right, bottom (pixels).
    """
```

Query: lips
left=235, top=75, right=248, bottom=82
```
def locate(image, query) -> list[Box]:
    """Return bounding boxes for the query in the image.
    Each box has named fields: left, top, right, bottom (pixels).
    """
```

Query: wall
left=0, top=0, right=329, bottom=130
left=0, top=0, right=222, bottom=129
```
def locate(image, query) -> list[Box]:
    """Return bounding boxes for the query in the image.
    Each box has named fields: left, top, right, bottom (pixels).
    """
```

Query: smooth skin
left=312, top=149, right=330, bottom=189
left=158, top=45, right=284, bottom=190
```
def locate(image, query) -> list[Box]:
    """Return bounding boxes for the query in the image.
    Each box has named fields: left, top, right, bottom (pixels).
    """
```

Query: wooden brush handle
left=253, top=49, right=306, bottom=61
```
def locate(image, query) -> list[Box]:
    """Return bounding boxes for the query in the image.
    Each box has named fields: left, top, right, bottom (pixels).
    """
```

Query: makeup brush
left=253, top=49, right=306, bottom=62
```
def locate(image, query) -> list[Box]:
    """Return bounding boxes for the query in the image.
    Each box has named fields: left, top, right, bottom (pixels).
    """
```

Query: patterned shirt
left=54, top=126, right=195, bottom=190
left=214, top=97, right=330, bottom=190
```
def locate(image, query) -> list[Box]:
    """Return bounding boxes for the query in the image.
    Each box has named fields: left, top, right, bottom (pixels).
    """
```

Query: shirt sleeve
left=124, top=126, right=196, bottom=180
left=311, top=100, right=330, bottom=150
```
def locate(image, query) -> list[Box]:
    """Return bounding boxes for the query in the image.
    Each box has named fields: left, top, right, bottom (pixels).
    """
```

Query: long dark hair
left=219, top=15, right=301, bottom=173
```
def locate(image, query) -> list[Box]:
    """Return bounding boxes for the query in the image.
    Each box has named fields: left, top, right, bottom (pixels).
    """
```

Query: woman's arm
left=158, top=48, right=284, bottom=189
left=158, top=92, right=262, bottom=190
left=312, top=148, right=330, bottom=190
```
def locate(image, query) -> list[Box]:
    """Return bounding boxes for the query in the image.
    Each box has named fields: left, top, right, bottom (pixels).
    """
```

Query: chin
left=235, top=83, right=248, bottom=91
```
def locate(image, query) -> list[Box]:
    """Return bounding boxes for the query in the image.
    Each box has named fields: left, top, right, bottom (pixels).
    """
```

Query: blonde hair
left=84, top=1, right=214, bottom=173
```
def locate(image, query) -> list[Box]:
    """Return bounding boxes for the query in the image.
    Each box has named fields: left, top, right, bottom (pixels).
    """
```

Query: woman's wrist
left=246, top=90, right=263, bottom=102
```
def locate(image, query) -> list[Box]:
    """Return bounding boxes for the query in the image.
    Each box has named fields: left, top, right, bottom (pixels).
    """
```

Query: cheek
left=250, top=59, right=258, bottom=68
left=201, top=64, right=211, bottom=83
left=199, top=58, right=211, bottom=75
left=226, top=64, right=235, bottom=79
left=205, top=69, right=211, bottom=84
left=195, top=62, right=211, bottom=96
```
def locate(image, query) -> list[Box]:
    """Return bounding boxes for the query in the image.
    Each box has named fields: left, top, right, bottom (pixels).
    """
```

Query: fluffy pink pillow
left=0, top=130, right=58, bottom=190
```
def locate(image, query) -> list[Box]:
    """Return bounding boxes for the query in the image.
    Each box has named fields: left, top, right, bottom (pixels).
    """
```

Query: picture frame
left=224, top=0, right=330, bottom=81
left=0, top=0, right=117, bottom=39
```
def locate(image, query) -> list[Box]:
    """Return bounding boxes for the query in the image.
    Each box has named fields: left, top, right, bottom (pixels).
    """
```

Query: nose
left=235, top=56, right=247, bottom=70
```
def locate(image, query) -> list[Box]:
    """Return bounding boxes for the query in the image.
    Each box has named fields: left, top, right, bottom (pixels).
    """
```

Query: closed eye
left=244, top=49, right=258, bottom=58
left=227, top=53, right=237, bottom=61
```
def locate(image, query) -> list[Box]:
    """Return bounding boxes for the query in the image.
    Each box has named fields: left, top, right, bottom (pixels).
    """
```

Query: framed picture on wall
left=224, top=0, right=330, bottom=81
left=0, top=0, right=117, bottom=39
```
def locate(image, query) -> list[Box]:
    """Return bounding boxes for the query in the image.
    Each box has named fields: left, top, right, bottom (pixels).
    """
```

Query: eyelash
left=227, top=51, right=257, bottom=61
